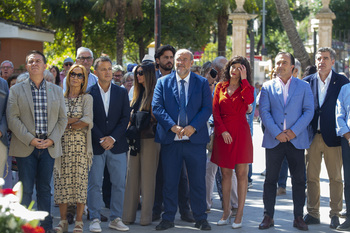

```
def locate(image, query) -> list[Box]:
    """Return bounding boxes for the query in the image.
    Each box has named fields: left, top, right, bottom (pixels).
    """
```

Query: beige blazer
left=6, top=78, right=67, bottom=158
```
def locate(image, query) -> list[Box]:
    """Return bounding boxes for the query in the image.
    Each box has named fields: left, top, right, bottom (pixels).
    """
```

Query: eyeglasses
left=0, top=66, right=13, bottom=69
left=136, top=71, right=144, bottom=76
left=70, top=72, right=84, bottom=79
left=77, top=56, right=93, bottom=62
left=64, top=63, right=73, bottom=67
left=113, top=74, right=123, bottom=78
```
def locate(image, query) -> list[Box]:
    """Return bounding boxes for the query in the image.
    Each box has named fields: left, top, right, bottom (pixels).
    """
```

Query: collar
left=176, top=71, right=190, bottom=84
left=97, top=81, right=111, bottom=94
left=317, top=70, right=332, bottom=84
left=277, top=76, right=293, bottom=87
left=29, top=77, right=46, bottom=90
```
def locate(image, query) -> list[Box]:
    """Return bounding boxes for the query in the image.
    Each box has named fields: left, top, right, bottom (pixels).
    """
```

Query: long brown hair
left=130, top=62, right=156, bottom=111
left=64, top=64, right=88, bottom=97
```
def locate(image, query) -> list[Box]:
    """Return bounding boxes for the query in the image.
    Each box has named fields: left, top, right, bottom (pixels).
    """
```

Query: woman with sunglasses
left=122, top=62, right=160, bottom=226
left=54, top=64, right=93, bottom=233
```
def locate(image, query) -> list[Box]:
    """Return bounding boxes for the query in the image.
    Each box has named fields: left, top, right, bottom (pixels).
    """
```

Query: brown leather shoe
left=259, top=215, right=274, bottom=229
left=294, top=216, right=308, bottom=231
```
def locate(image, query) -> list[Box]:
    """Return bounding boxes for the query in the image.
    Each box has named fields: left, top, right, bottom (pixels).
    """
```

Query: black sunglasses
left=70, top=72, right=84, bottom=79
left=136, top=71, right=144, bottom=76
left=64, top=63, right=73, bottom=67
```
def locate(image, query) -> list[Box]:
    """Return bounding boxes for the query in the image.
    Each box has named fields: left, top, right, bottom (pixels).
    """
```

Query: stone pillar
left=315, top=0, right=335, bottom=48
left=229, top=1, right=257, bottom=58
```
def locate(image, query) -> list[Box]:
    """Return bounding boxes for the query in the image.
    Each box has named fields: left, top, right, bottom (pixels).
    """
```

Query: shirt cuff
left=110, top=136, right=116, bottom=143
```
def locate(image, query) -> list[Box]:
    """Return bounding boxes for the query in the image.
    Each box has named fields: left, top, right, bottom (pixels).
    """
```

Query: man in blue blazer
left=303, top=47, right=349, bottom=229
left=152, top=49, right=212, bottom=231
left=87, top=57, right=130, bottom=232
left=259, top=52, right=314, bottom=230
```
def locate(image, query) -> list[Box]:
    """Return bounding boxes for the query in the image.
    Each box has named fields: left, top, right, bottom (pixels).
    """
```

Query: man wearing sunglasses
left=60, top=57, right=73, bottom=84
left=63, top=47, right=98, bottom=92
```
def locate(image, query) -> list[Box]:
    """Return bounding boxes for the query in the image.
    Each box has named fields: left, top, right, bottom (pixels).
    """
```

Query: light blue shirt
left=336, top=83, right=350, bottom=137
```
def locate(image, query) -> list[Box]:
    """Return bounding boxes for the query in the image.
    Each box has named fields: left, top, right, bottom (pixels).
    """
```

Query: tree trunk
left=274, top=0, right=311, bottom=71
left=138, top=38, right=145, bottom=63
left=116, top=0, right=126, bottom=65
left=256, top=34, right=262, bottom=55
left=73, top=18, right=84, bottom=52
left=35, top=0, right=42, bottom=26
left=217, top=4, right=228, bottom=57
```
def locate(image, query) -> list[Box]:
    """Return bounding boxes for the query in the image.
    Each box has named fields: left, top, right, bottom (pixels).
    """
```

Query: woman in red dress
left=211, top=56, right=254, bottom=228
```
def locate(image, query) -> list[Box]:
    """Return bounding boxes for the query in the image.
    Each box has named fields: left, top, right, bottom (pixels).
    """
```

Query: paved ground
left=50, top=121, right=345, bottom=232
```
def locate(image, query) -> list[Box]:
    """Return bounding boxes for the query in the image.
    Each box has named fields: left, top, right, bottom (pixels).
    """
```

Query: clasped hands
left=30, top=138, right=54, bottom=149
left=171, top=125, right=196, bottom=139
left=276, top=129, right=296, bottom=143
left=100, top=136, right=114, bottom=150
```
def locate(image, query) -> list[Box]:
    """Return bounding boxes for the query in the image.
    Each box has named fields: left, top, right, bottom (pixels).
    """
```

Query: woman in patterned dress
left=54, top=64, right=93, bottom=233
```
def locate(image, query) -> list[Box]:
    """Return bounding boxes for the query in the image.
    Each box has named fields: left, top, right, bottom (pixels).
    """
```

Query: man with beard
left=155, top=44, right=176, bottom=79
left=152, top=45, right=195, bottom=224
left=152, top=49, right=212, bottom=230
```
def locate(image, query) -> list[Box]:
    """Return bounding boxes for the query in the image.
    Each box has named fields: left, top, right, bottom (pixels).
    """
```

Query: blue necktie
left=179, top=79, right=186, bottom=127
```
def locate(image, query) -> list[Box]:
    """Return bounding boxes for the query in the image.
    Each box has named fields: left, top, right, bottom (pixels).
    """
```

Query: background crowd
left=0, top=45, right=350, bottom=233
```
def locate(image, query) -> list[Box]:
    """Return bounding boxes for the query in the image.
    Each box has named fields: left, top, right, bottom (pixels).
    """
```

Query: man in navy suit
left=303, top=47, right=349, bottom=229
left=87, top=56, right=130, bottom=232
left=152, top=44, right=194, bottom=222
left=259, top=52, right=314, bottom=230
left=152, top=49, right=212, bottom=230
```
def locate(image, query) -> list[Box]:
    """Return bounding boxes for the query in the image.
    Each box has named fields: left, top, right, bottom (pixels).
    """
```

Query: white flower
left=7, top=217, right=17, bottom=229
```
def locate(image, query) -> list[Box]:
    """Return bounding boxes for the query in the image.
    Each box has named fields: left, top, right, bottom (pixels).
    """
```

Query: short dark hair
left=26, top=50, right=46, bottom=64
left=94, top=56, right=112, bottom=70
left=154, top=45, right=176, bottom=60
left=276, top=52, right=295, bottom=66
left=223, top=56, right=252, bottom=85
left=317, top=47, right=336, bottom=60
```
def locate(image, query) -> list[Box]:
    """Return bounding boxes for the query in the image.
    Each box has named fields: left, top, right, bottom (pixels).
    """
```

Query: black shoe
left=304, top=214, right=320, bottom=225
left=155, top=220, right=174, bottom=230
left=195, top=219, right=211, bottom=231
left=152, top=213, right=161, bottom=221
left=66, top=212, right=74, bottom=225
left=337, top=218, right=350, bottom=231
left=330, top=215, right=340, bottom=229
left=181, top=212, right=195, bottom=223
left=340, top=211, right=347, bottom=218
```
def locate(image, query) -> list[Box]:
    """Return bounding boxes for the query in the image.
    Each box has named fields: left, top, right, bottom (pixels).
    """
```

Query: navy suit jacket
left=304, top=71, right=349, bottom=147
left=89, top=83, right=130, bottom=155
left=152, top=71, right=212, bottom=145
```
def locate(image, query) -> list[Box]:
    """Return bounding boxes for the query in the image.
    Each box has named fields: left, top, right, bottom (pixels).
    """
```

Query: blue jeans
left=16, top=148, right=54, bottom=231
left=87, top=150, right=127, bottom=220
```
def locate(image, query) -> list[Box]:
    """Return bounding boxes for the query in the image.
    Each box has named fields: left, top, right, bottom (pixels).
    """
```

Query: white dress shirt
left=317, top=70, right=332, bottom=130
left=98, top=82, right=111, bottom=116
left=174, top=72, right=190, bottom=141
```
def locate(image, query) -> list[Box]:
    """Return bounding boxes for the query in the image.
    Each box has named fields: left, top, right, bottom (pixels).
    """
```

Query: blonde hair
left=64, top=64, right=88, bottom=97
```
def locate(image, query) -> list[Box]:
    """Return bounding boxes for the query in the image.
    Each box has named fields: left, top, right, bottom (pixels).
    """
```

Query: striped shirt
left=29, top=78, right=48, bottom=136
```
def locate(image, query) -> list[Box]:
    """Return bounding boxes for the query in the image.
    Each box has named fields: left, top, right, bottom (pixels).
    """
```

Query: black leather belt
left=36, top=134, right=47, bottom=139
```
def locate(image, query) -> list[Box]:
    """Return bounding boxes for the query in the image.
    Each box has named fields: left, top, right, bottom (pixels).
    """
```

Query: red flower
left=0, top=188, right=16, bottom=196
left=21, top=223, right=45, bottom=233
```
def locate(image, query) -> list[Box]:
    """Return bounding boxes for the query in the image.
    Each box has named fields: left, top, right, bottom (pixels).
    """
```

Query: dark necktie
left=179, top=79, right=186, bottom=127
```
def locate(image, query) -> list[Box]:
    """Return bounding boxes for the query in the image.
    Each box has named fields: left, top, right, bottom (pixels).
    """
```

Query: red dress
left=211, top=79, right=254, bottom=169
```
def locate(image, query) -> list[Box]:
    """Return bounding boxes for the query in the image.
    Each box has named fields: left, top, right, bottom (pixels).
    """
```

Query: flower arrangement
left=0, top=178, right=48, bottom=233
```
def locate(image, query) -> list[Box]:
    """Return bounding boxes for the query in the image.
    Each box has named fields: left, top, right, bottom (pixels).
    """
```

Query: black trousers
left=263, top=142, right=306, bottom=219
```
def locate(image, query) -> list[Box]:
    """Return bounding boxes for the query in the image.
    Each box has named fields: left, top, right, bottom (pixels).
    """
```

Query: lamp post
left=261, top=0, right=267, bottom=56
left=155, top=0, right=161, bottom=50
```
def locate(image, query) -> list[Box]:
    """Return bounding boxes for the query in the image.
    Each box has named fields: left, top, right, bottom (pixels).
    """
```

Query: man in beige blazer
left=7, top=50, right=67, bottom=233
